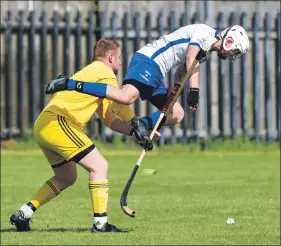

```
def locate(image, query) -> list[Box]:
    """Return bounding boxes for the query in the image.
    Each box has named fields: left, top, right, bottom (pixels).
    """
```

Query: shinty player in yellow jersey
left=10, top=40, right=153, bottom=233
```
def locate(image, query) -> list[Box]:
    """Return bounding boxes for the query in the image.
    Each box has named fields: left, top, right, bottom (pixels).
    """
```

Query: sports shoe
left=10, top=210, right=31, bottom=232
left=130, top=118, right=153, bottom=151
left=91, top=222, right=127, bottom=233
left=45, top=75, right=68, bottom=94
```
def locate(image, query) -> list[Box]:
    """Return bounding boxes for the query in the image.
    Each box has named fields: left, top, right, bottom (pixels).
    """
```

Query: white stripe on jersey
left=137, top=24, right=218, bottom=76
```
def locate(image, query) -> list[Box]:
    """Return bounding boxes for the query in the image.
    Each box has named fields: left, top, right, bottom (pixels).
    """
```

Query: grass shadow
left=1, top=227, right=134, bottom=233
left=1, top=227, right=89, bottom=233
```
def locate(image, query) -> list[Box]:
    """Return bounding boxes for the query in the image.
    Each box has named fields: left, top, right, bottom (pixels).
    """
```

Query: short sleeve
left=189, top=24, right=214, bottom=50
left=97, top=77, right=119, bottom=88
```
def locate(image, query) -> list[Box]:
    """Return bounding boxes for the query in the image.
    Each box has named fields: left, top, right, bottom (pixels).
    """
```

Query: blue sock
left=140, top=110, right=162, bottom=130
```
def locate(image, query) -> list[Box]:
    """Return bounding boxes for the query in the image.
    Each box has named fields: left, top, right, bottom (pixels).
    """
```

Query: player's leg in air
left=10, top=112, right=126, bottom=233
left=45, top=53, right=185, bottom=133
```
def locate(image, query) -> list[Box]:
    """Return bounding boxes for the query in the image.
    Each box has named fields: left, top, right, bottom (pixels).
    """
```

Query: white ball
left=226, top=218, right=235, bottom=225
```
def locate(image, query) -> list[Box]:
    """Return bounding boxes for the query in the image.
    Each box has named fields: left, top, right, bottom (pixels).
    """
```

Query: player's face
left=219, top=37, right=234, bottom=56
left=218, top=37, right=241, bottom=61
left=111, top=48, right=122, bottom=75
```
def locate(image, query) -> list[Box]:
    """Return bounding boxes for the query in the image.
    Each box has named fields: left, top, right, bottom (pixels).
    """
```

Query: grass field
left=1, top=139, right=280, bottom=245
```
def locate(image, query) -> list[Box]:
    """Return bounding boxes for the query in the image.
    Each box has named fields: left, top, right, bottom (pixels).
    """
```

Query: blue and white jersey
left=137, top=24, right=218, bottom=76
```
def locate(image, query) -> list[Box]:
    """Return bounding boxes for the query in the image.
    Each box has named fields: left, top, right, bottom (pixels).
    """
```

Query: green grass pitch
left=1, top=141, right=280, bottom=245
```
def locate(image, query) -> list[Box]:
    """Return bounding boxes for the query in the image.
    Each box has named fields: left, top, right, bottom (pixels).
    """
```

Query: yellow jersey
left=42, top=61, right=120, bottom=128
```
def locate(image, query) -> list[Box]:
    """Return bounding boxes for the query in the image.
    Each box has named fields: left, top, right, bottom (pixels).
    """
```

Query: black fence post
left=94, top=0, right=101, bottom=41
left=4, top=10, right=12, bottom=137
left=27, top=10, right=37, bottom=128
left=275, top=13, right=280, bottom=140
left=264, top=12, right=272, bottom=143
left=217, top=12, right=225, bottom=139
left=122, top=12, right=129, bottom=85
left=86, top=10, right=96, bottom=139
left=168, top=11, right=176, bottom=145
left=75, top=10, right=82, bottom=72
left=180, top=12, right=188, bottom=145
left=252, top=13, right=260, bottom=143
left=191, top=12, right=199, bottom=141
left=229, top=12, right=238, bottom=138
left=98, top=12, right=106, bottom=142
left=99, top=12, right=105, bottom=39
left=133, top=12, right=141, bottom=116
left=110, top=12, right=117, bottom=40
left=156, top=12, right=166, bottom=147
left=51, top=9, right=59, bottom=78
left=63, top=10, right=71, bottom=76
left=145, top=12, right=153, bottom=116
left=206, top=12, right=212, bottom=136
left=119, top=12, right=129, bottom=142
left=240, top=12, right=248, bottom=140
left=206, top=47, right=212, bottom=136
left=86, top=10, right=94, bottom=64
left=39, top=10, right=47, bottom=111
left=17, top=10, right=24, bottom=137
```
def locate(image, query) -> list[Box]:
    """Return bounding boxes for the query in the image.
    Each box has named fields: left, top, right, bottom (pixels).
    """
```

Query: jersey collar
left=211, top=30, right=220, bottom=51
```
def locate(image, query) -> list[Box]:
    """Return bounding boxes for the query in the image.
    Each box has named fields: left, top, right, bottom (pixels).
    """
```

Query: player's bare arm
left=45, top=75, right=138, bottom=105
left=185, top=45, right=201, bottom=112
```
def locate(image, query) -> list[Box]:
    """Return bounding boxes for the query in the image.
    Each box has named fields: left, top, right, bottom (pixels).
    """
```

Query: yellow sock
left=89, top=180, right=108, bottom=215
left=29, top=179, right=60, bottom=210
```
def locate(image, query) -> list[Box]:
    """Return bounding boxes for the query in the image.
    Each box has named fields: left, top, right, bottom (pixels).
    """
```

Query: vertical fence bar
left=110, top=12, right=117, bottom=40
left=75, top=10, right=82, bottom=71
left=63, top=10, right=71, bottom=76
left=191, top=12, right=199, bottom=141
left=252, top=13, right=260, bottom=142
left=28, top=10, right=36, bottom=127
left=98, top=12, right=105, bottom=39
left=157, top=12, right=164, bottom=36
left=109, top=11, right=117, bottom=141
left=4, top=10, right=12, bottom=137
left=122, top=12, right=129, bottom=82
left=217, top=12, right=225, bottom=139
left=167, top=11, right=177, bottom=145
left=264, top=13, right=272, bottom=143
left=206, top=50, right=212, bottom=135
left=145, top=12, right=153, bottom=116
left=86, top=10, right=94, bottom=64
left=198, top=4, right=208, bottom=149
left=99, top=12, right=106, bottom=141
left=180, top=12, right=189, bottom=145
left=39, top=10, right=47, bottom=111
left=229, top=13, right=237, bottom=138
left=51, top=9, right=59, bottom=78
left=276, top=13, right=280, bottom=140
left=156, top=12, right=166, bottom=147
left=17, top=10, right=24, bottom=137
left=240, top=12, right=248, bottom=139
left=120, top=12, right=129, bottom=142
left=133, top=12, right=141, bottom=116
left=95, top=0, right=101, bottom=41
left=86, top=10, right=96, bottom=138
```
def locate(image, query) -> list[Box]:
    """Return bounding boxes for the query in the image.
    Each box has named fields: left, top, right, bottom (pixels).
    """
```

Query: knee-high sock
left=89, top=179, right=109, bottom=228
left=29, top=179, right=61, bottom=210
left=139, top=110, right=162, bottom=130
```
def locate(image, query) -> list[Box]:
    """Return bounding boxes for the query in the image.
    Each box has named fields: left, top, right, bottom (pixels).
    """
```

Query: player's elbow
left=186, top=56, right=194, bottom=66
left=119, top=94, right=135, bottom=105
